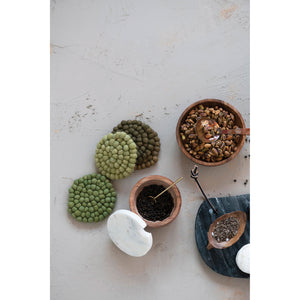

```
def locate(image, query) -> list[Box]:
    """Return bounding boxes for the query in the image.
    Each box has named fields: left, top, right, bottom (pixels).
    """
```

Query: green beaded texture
left=68, top=173, right=117, bottom=222
left=95, top=132, right=137, bottom=179
left=112, top=120, right=160, bottom=170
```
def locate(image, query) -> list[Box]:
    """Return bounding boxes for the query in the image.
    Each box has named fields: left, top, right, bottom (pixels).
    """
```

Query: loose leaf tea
left=112, top=120, right=160, bottom=170
left=212, top=216, right=240, bottom=242
left=68, top=173, right=117, bottom=222
left=136, top=185, right=174, bottom=221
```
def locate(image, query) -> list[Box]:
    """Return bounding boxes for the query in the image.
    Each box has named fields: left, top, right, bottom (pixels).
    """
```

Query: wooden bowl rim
left=207, top=211, right=247, bottom=250
left=176, top=99, right=246, bottom=167
left=129, top=175, right=182, bottom=228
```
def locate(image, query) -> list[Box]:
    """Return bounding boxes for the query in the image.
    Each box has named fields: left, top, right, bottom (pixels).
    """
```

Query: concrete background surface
left=51, top=0, right=250, bottom=299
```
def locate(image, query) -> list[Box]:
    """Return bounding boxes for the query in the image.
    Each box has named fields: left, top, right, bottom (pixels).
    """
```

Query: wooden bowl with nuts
left=176, top=99, right=246, bottom=166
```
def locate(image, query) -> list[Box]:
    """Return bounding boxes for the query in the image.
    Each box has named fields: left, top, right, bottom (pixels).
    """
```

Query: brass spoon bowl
left=207, top=211, right=247, bottom=250
left=195, top=117, right=250, bottom=143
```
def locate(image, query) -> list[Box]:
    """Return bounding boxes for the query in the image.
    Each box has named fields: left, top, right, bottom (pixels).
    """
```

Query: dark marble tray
left=195, top=194, right=250, bottom=278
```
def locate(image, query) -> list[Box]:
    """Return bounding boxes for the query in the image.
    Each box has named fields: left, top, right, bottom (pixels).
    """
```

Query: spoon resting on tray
left=195, top=117, right=250, bottom=143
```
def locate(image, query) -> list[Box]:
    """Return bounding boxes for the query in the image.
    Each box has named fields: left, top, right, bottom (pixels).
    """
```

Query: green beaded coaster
left=95, top=132, right=137, bottom=179
left=112, top=120, right=160, bottom=170
left=68, top=173, right=117, bottom=223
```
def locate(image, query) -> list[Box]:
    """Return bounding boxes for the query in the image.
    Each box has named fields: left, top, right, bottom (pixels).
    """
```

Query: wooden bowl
left=176, top=99, right=246, bottom=166
left=129, top=175, right=182, bottom=228
left=207, top=211, right=247, bottom=250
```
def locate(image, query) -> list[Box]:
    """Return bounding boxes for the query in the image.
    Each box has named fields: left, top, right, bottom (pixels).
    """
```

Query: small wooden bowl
left=176, top=99, right=246, bottom=166
left=207, top=211, right=247, bottom=250
left=129, top=175, right=182, bottom=228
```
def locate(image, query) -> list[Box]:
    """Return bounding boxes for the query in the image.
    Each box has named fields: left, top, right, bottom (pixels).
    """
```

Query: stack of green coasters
left=112, top=120, right=160, bottom=170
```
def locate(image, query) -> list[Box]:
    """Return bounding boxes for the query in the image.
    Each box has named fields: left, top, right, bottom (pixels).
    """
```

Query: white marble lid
left=236, top=243, right=250, bottom=274
left=107, top=209, right=153, bottom=257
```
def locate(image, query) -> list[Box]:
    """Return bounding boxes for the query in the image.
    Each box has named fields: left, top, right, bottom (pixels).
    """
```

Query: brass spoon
left=149, top=177, right=183, bottom=200
left=195, top=117, right=250, bottom=143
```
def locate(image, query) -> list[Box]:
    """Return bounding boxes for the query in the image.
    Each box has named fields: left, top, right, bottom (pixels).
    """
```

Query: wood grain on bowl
left=129, top=175, right=182, bottom=228
left=176, top=99, right=246, bottom=166
left=207, top=211, right=247, bottom=250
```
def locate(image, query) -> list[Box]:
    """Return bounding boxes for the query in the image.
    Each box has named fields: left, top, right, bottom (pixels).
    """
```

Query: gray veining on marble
left=51, top=1, right=249, bottom=299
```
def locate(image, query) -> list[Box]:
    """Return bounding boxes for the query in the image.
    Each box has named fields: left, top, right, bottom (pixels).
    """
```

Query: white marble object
left=107, top=210, right=153, bottom=257
left=51, top=1, right=250, bottom=298
left=236, top=243, right=250, bottom=274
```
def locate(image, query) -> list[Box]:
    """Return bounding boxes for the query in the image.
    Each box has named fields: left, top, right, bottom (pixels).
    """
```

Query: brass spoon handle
left=219, top=128, right=250, bottom=135
left=153, top=177, right=183, bottom=200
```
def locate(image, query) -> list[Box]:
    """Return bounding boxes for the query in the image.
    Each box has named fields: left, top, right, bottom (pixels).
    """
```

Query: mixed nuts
left=180, top=104, right=241, bottom=162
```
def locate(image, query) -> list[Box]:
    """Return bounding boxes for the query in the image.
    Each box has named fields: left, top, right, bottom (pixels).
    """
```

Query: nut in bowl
left=176, top=99, right=246, bottom=166
left=129, top=175, right=182, bottom=228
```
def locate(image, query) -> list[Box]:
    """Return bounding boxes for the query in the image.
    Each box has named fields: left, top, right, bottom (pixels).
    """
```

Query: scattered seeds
left=136, top=185, right=174, bottom=221
left=212, top=216, right=240, bottom=242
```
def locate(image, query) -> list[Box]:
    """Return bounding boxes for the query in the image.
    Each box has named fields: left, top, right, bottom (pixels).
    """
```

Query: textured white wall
left=51, top=1, right=250, bottom=299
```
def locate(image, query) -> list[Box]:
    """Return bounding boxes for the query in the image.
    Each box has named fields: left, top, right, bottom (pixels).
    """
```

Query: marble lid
left=107, top=209, right=153, bottom=257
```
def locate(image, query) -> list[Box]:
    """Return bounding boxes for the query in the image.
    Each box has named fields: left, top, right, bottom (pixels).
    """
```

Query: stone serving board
left=195, top=194, right=250, bottom=278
